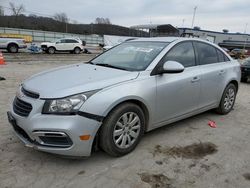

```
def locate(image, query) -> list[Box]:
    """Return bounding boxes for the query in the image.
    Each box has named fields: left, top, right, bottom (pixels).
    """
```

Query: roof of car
left=132, top=37, right=179, bottom=43
left=131, top=37, right=210, bottom=43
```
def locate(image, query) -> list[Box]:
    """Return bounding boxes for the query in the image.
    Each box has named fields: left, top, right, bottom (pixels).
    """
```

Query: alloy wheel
left=224, top=88, right=235, bottom=111
left=113, top=112, right=141, bottom=149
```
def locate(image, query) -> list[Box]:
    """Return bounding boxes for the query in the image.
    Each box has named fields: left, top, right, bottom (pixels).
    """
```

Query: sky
left=1, top=0, right=250, bottom=33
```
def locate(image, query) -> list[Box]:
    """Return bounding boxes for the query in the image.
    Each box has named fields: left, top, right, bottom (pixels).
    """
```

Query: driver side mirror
left=157, top=61, right=185, bottom=74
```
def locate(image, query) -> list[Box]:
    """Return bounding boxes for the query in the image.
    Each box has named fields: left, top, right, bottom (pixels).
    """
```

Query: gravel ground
left=0, top=54, right=250, bottom=188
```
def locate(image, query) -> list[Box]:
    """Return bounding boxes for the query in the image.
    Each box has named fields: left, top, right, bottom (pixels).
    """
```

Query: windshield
left=91, top=41, right=168, bottom=71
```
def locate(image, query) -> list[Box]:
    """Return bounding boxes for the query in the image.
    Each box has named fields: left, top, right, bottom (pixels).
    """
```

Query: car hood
left=23, top=64, right=139, bottom=98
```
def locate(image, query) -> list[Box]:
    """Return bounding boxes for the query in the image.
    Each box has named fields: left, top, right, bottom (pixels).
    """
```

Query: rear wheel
left=7, top=44, right=18, bottom=53
left=99, top=103, right=145, bottom=157
left=74, top=47, right=81, bottom=54
left=216, top=83, right=236, bottom=115
left=47, top=47, right=55, bottom=54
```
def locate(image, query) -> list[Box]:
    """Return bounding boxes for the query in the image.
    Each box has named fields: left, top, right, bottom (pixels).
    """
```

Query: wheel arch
left=7, top=42, right=19, bottom=47
left=228, top=80, right=239, bottom=93
left=48, top=46, right=56, bottom=50
left=109, top=99, right=149, bottom=130
left=92, top=98, right=150, bottom=153
left=7, top=42, right=19, bottom=50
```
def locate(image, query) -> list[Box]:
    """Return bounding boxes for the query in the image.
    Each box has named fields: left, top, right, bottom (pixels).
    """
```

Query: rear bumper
left=7, top=109, right=102, bottom=157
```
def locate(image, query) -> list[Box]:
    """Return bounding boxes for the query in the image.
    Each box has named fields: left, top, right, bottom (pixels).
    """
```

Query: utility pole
left=182, top=19, right=185, bottom=27
left=243, top=23, right=248, bottom=53
left=191, top=6, right=197, bottom=28
left=244, top=23, right=248, bottom=34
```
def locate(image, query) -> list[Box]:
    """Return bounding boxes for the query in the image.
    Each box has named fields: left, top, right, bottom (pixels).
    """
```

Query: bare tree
left=95, top=17, right=111, bottom=24
left=53, top=12, right=69, bottom=23
left=53, top=12, right=69, bottom=33
left=9, top=2, right=25, bottom=16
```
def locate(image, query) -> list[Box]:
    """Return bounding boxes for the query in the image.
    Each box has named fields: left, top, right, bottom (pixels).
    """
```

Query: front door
left=155, top=42, right=201, bottom=124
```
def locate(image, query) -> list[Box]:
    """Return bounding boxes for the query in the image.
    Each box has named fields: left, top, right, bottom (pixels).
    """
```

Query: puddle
left=139, top=173, right=174, bottom=188
left=243, top=173, right=250, bottom=181
left=155, top=160, right=163, bottom=165
left=153, top=142, right=218, bottom=159
left=78, top=170, right=85, bottom=175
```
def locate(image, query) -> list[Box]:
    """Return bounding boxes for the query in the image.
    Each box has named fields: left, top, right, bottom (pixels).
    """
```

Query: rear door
left=193, top=41, right=229, bottom=108
left=154, top=41, right=202, bottom=124
left=65, top=39, right=79, bottom=50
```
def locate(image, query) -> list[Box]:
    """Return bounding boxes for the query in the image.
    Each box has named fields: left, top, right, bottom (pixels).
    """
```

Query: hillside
left=0, top=15, right=149, bottom=37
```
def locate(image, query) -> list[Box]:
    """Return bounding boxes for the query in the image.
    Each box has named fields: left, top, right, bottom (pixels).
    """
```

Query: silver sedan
left=7, top=37, right=241, bottom=157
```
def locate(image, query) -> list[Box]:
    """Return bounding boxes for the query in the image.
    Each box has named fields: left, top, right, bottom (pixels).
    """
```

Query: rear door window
left=195, top=42, right=219, bottom=65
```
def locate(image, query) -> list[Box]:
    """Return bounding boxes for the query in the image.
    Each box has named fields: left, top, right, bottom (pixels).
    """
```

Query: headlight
left=42, top=90, right=99, bottom=115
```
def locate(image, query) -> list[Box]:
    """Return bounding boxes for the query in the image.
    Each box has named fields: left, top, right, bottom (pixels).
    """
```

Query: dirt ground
left=0, top=53, right=250, bottom=188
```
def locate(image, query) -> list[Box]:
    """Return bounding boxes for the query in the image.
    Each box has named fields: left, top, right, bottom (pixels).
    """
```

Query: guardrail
left=0, top=27, right=104, bottom=45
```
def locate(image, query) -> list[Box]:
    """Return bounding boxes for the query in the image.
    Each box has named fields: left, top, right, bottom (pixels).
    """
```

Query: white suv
left=41, top=38, right=84, bottom=54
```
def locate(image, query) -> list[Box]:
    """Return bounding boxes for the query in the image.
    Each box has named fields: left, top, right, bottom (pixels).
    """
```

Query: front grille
left=21, top=87, right=40, bottom=99
left=13, top=97, right=32, bottom=117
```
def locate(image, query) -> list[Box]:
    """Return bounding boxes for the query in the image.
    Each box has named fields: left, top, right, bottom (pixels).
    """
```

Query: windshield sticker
left=134, top=47, right=153, bottom=53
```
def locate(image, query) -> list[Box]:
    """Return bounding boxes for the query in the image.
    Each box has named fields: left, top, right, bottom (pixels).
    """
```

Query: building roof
left=179, top=27, right=250, bottom=37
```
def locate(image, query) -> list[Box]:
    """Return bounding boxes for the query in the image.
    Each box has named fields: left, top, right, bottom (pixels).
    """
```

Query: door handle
left=219, top=70, right=225, bottom=75
left=191, top=76, right=200, bottom=83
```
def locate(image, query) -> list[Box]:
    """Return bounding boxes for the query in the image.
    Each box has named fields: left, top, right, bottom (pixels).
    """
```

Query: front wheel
left=99, top=103, right=145, bottom=157
left=216, top=83, right=237, bottom=115
left=47, top=47, right=55, bottom=54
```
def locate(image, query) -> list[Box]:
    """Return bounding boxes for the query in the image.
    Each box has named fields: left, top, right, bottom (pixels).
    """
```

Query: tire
left=99, top=103, right=145, bottom=157
left=74, top=47, right=81, bottom=54
left=7, top=43, right=18, bottom=53
left=216, top=83, right=237, bottom=115
left=241, top=77, right=248, bottom=82
left=47, top=47, right=55, bottom=54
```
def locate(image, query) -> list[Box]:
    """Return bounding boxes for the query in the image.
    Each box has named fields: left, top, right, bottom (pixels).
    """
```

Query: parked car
left=41, top=38, right=84, bottom=54
left=7, top=37, right=240, bottom=157
left=0, top=37, right=27, bottom=53
left=230, top=48, right=246, bottom=59
left=240, top=58, right=250, bottom=82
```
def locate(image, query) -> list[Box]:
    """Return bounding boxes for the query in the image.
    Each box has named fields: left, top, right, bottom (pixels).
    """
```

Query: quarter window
left=161, top=42, right=196, bottom=67
left=195, top=42, right=218, bottom=65
left=217, top=49, right=225, bottom=62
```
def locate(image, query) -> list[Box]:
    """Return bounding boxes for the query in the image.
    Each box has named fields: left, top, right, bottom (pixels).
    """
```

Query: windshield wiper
left=95, top=63, right=128, bottom=71
left=88, top=61, right=94, bottom=64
